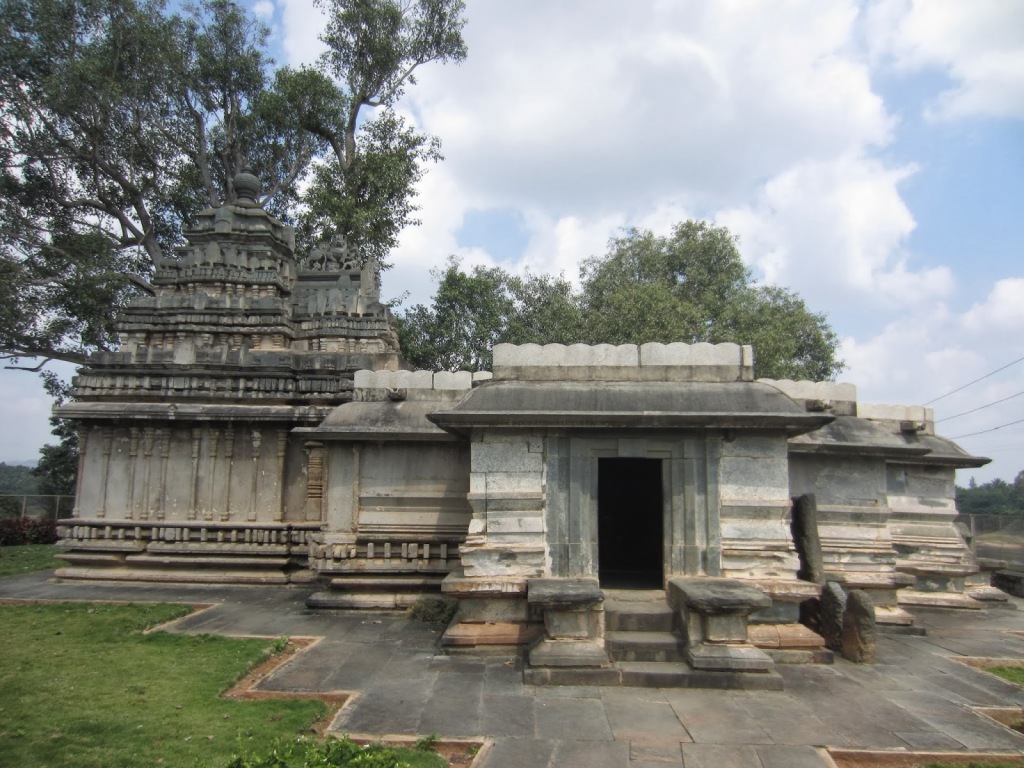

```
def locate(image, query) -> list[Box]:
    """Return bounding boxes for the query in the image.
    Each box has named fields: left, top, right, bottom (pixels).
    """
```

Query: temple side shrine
left=55, top=172, right=990, bottom=686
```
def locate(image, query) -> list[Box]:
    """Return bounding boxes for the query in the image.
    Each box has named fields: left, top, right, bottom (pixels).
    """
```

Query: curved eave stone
left=427, top=381, right=832, bottom=437
left=894, top=433, right=991, bottom=469
left=788, top=415, right=989, bottom=467
left=302, top=400, right=459, bottom=442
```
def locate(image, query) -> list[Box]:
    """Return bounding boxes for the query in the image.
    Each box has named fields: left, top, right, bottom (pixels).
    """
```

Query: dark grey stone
left=791, top=494, right=824, bottom=584
left=841, top=589, right=876, bottom=663
left=819, top=581, right=846, bottom=652
left=527, top=577, right=603, bottom=605
left=668, top=577, right=771, bottom=614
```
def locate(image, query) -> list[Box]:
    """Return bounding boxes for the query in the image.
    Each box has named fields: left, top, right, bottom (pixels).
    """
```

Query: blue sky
left=1, top=0, right=1023, bottom=486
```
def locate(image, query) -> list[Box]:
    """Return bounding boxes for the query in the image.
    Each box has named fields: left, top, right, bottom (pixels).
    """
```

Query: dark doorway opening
left=597, top=457, right=663, bottom=589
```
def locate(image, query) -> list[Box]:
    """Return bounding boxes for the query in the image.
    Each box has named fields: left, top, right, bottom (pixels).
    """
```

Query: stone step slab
left=604, top=599, right=676, bottom=632
left=606, top=630, right=685, bottom=662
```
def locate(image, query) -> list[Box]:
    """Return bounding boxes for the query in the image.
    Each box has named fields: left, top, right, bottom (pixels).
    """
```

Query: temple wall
left=718, top=435, right=800, bottom=580
left=789, top=453, right=899, bottom=599
left=460, top=432, right=547, bottom=578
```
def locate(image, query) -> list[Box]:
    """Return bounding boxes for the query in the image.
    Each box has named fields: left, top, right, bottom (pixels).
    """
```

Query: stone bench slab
left=669, top=577, right=771, bottom=615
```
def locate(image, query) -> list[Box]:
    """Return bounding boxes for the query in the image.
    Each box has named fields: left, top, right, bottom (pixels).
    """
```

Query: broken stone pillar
left=527, top=577, right=609, bottom=668
left=818, top=581, right=846, bottom=652
left=791, top=493, right=825, bottom=584
left=841, top=589, right=876, bottom=663
left=669, top=577, right=774, bottom=672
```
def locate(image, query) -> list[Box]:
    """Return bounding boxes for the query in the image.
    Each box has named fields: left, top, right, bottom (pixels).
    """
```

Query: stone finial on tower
left=233, top=166, right=261, bottom=206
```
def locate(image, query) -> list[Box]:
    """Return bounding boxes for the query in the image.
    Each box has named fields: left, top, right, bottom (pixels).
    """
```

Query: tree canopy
left=0, top=0, right=467, bottom=367
left=397, top=221, right=845, bottom=381
left=956, top=472, right=1024, bottom=516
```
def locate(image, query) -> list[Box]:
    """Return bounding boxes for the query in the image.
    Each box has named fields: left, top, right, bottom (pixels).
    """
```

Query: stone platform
left=5, top=570, right=1024, bottom=767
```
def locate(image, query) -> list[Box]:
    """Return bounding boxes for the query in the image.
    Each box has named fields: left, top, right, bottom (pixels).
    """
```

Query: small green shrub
left=407, top=596, right=458, bottom=625
left=224, top=735, right=447, bottom=768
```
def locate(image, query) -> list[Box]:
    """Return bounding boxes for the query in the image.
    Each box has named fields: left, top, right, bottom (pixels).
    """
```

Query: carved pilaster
left=156, top=428, right=170, bottom=520
left=127, top=427, right=140, bottom=520
left=222, top=426, right=235, bottom=521
left=140, top=427, right=155, bottom=520
left=188, top=427, right=201, bottom=520
left=275, top=430, right=287, bottom=522
left=206, top=428, right=220, bottom=521
left=73, top=426, right=89, bottom=518
left=248, top=429, right=262, bottom=522
left=304, top=441, right=325, bottom=522
left=97, top=428, right=113, bottom=519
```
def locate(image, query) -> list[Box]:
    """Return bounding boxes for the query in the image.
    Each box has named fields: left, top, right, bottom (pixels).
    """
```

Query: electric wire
left=924, top=354, right=1024, bottom=405
left=951, top=417, right=1024, bottom=440
left=936, top=390, right=1024, bottom=422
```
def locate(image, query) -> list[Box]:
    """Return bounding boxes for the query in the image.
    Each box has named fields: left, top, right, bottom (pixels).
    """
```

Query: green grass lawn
left=0, top=544, right=63, bottom=577
left=984, top=665, right=1024, bottom=686
left=0, top=602, right=329, bottom=768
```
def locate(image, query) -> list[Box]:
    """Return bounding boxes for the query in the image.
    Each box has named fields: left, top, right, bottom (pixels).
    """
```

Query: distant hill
left=0, top=462, right=40, bottom=494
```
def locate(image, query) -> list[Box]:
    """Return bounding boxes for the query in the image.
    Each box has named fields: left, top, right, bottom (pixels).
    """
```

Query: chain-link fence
left=0, top=495, right=75, bottom=521
left=956, top=514, right=1024, bottom=569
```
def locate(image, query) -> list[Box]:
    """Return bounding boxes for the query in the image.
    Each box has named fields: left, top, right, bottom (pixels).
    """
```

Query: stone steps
left=524, top=661, right=784, bottom=690
left=606, top=631, right=685, bottom=662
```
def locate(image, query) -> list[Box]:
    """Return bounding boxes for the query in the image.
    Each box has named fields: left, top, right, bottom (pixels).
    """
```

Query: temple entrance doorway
left=597, top=457, right=664, bottom=589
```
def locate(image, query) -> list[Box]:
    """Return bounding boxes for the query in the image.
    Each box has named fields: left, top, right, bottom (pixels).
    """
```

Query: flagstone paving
left=4, top=570, right=1024, bottom=767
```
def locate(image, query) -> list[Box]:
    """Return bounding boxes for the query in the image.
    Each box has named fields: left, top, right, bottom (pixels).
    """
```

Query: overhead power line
left=924, top=354, right=1024, bottom=405
left=936, top=389, right=1024, bottom=422
left=951, top=417, right=1024, bottom=440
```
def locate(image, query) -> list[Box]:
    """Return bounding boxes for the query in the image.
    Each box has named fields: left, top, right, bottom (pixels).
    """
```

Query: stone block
left=472, top=441, right=543, bottom=473
left=857, top=402, right=933, bottom=423
left=670, top=578, right=772, bottom=614
left=529, top=639, right=609, bottom=668
left=472, top=371, right=493, bottom=382
left=686, top=643, right=774, bottom=672
left=758, top=378, right=857, bottom=404
left=639, top=341, right=742, bottom=367
left=841, top=589, right=876, bottom=663
left=433, top=370, right=472, bottom=389
left=484, top=472, right=544, bottom=495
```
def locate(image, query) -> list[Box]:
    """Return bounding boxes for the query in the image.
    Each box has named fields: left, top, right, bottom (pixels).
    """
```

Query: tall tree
left=398, top=221, right=844, bottom=381
left=0, top=0, right=467, bottom=367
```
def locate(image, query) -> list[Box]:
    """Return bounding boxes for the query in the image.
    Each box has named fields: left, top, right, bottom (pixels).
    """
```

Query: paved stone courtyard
left=4, top=571, right=1024, bottom=767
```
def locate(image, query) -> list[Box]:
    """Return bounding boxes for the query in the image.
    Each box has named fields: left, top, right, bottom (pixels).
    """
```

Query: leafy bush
left=0, top=517, right=58, bottom=546
left=408, top=595, right=458, bottom=625
left=225, top=735, right=446, bottom=768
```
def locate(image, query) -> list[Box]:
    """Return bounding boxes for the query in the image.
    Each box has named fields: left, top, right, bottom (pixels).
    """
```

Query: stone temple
left=56, top=171, right=991, bottom=684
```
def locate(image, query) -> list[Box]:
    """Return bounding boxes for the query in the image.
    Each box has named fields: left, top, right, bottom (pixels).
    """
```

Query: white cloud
left=278, top=0, right=327, bottom=67
left=869, top=0, right=1024, bottom=120
left=963, top=278, right=1024, bottom=332
left=252, top=0, right=275, bottom=21
left=841, top=279, right=1024, bottom=483
left=716, top=154, right=953, bottom=310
